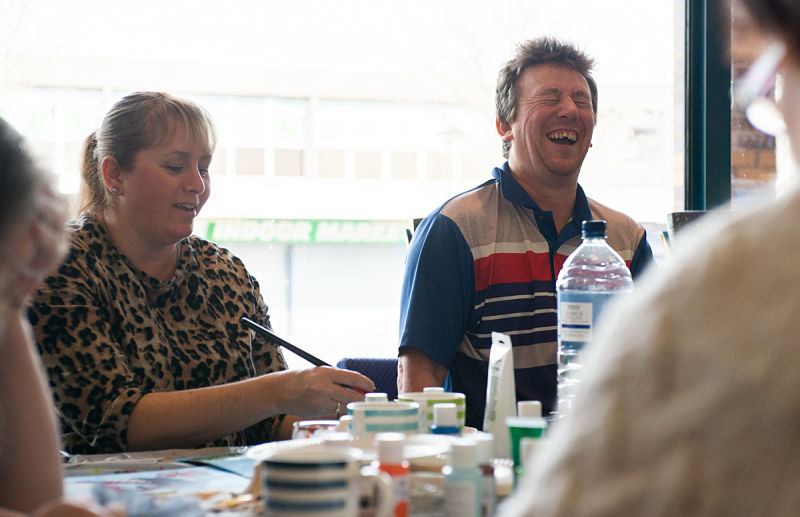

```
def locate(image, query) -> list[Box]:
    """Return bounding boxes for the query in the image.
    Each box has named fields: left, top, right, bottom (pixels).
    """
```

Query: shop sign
left=196, top=218, right=408, bottom=244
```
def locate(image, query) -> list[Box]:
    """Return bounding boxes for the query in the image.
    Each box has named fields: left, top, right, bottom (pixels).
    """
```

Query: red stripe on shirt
left=474, top=252, right=552, bottom=291
left=475, top=251, right=633, bottom=292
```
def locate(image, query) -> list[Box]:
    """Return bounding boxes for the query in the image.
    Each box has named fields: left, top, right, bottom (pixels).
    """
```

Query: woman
left=498, top=1, right=800, bottom=515
left=28, top=92, right=373, bottom=455
left=0, top=117, right=121, bottom=515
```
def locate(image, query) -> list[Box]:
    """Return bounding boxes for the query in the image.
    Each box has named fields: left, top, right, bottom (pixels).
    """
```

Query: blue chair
left=336, top=357, right=398, bottom=400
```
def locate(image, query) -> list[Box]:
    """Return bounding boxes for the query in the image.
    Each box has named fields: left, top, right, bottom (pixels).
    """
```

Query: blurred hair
left=496, top=37, right=598, bottom=159
left=80, top=91, right=217, bottom=215
left=0, top=117, right=40, bottom=239
left=739, top=0, right=800, bottom=58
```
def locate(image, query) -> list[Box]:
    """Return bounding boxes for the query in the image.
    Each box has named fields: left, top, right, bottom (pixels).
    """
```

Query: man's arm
left=397, top=347, right=448, bottom=394
left=397, top=213, right=474, bottom=394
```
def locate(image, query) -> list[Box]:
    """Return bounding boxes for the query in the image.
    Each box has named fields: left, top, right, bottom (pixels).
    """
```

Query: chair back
left=335, top=357, right=398, bottom=400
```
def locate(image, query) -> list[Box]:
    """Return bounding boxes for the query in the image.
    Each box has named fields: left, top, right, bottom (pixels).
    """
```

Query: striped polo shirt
left=399, top=162, right=653, bottom=429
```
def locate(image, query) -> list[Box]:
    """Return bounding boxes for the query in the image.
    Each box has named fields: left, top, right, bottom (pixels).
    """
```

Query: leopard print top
left=28, top=215, right=287, bottom=454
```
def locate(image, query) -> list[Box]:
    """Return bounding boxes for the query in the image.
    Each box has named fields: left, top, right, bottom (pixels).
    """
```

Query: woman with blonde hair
left=29, top=92, right=373, bottom=455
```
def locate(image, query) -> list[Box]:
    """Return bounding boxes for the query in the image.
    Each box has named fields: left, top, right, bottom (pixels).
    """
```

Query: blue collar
left=492, top=161, right=592, bottom=243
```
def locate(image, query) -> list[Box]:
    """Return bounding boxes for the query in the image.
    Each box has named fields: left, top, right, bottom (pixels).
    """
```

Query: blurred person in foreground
left=397, top=37, right=653, bottom=428
left=0, top=118, right=122, bottom=516
left=27, top=92, right=373, bottom=455
left=499, top=1, right=800, bottom=515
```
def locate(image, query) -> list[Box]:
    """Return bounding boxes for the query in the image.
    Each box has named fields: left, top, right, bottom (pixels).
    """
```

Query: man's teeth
left=547, top=130, right=577, bottom=143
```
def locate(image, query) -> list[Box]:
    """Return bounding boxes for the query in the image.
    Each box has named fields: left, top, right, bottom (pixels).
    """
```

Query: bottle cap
left=433, top=402, right=458, bottom=427
left=581, top=219, right=606, bottom=237
left=450, top=439, right=478, bottom=469
left=365, top=392, right=388, bottom=402
left=517, top=400, right=542, bottom=418
left=423, top=386, right=445, bottom=393
left=474, top=432, right=494, bottom=464
left=375, top=432, right=406, bottom=464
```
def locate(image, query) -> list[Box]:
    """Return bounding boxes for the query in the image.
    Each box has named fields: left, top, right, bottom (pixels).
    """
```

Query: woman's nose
left=185, top=167, right=206, bottom=194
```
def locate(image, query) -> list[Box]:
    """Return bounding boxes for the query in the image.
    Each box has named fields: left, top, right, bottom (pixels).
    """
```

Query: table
left=62, top=438, right=513, bottom=516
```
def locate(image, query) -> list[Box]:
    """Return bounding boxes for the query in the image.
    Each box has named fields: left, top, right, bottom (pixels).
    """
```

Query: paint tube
left=482, top=331, right=516, bottom=459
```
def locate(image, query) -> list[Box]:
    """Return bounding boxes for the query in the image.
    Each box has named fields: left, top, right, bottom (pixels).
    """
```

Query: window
left=1, top=1, right=687, bottom=368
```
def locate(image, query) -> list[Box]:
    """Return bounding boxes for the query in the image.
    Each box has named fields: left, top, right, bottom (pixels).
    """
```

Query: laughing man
left=397, top=37, right=653, bottom=429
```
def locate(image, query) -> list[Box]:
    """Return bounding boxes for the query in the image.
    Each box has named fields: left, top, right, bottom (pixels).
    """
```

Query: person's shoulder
left=439, top=177, right=498, bottom=215
left=188, top=235, right=249, bottom=273
left=56, top=214, right=109, bottom=276
left=586, top=197, right=642, bottom=228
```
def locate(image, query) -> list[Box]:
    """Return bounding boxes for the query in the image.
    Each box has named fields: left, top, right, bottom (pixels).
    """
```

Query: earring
left=111, top=186, right=119, bottom=193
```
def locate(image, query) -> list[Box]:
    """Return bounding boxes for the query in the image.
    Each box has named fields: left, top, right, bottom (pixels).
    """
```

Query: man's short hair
left=496, top=37, right=598, bottom=158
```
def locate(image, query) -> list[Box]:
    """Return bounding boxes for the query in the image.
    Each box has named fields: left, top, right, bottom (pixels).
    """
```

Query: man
left=397, top=37, right=653, bottom=429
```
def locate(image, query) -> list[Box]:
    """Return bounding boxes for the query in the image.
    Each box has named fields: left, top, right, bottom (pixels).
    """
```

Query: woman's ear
left=100, top=155, right=122, bottom=194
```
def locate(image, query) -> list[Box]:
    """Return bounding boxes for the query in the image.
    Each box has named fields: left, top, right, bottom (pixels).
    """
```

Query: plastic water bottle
left=556, top=220, right=633, bottom=415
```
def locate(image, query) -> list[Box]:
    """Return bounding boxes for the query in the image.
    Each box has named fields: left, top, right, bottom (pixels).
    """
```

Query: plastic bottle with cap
left=430, top=402, right=460, bottom=435
left=443, top=439, right=481, bottom=517
left=556, top=219, right=633, bottom=416
left=375, top=432, right=409, bottom=517
left=423, top=386, right=445, bottom=393
left=474, top=432, right=496, bottom=517
left=365, top=392, right=389, bottom=402
left=505, top=400, right=547, bottom=485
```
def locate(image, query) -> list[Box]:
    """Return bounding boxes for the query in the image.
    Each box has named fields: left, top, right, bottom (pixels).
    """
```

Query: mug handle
left=360, top=466, right=394, bottom=517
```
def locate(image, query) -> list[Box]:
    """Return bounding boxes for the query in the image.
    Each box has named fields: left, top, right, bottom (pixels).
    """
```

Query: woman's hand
left=278, top=366, right=375, bottom=417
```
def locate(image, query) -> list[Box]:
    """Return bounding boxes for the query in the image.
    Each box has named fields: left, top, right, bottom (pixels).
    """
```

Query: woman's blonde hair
left=80, top=91, right=216, bottom=215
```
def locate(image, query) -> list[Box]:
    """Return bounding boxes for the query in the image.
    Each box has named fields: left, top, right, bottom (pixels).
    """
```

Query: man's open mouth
left=546, top=130, right=578, bottom=145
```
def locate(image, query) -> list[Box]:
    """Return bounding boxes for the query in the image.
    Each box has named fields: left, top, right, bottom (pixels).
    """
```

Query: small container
left=474, top=432, right=496, bottom=517
left=443, top=439, right=481, bottom=517
left=430, top=403, right=460, bottom=435
left=423, top=386, right=445, bottom=393
left=291, top=419, right=339, bottom=440
left=375, top=432, right=410, bottom=517
left=505, top=413, right=546, bottom=485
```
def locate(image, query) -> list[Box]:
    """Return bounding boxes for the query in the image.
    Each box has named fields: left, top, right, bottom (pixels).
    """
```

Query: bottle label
left=558, top=299, right=594, bottom=342
left=558, top=291, right=619, bottom=346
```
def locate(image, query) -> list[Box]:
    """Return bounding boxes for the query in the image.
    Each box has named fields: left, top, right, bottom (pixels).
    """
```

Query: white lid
left=473, top=432, right=494, bottom=464
left=365, top=392, right=388, bottom=402
left=450, top=439, right=478, bottom=469
left=375, top=432, right=406, bottom=464
left=423, top=386, right=445, bottom=392
left=433, top=402, right=458, bottom=427
left=517, top=400, right=542, bottom=418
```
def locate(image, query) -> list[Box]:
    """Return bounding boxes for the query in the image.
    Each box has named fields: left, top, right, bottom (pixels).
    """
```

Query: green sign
left=196, top=218, right=409, bottom=244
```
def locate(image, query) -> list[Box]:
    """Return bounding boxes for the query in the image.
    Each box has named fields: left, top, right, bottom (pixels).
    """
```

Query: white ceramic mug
left=261, top=445, right=391, bottom=517
left=397, top=391, right=466, bottom=433
left=346, top=401, right=420, bottom=438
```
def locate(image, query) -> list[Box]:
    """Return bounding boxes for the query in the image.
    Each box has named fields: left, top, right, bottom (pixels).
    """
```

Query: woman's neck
left=97, top=211, right=179, bottom=282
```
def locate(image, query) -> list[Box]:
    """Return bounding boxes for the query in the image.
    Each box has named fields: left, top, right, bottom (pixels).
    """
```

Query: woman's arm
left=0, top=312, right=63, bottom=512
left=126, top=366, right=373, bottom=451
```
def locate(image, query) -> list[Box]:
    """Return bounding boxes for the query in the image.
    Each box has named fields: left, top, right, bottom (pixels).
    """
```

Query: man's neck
left=508, top=166, right=578, bottom=233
